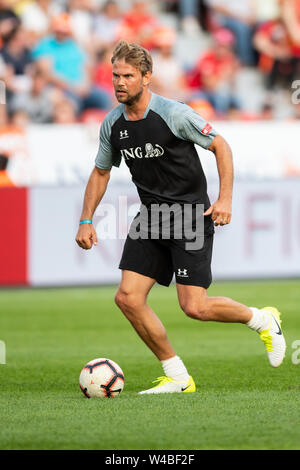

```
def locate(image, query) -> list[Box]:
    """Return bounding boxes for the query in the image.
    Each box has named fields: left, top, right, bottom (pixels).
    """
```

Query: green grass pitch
left=0, top=280, right=300, bottom=450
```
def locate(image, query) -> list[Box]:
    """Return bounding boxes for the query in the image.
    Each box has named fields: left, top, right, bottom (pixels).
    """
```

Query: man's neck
left=125, top=89, right=152, bottom=121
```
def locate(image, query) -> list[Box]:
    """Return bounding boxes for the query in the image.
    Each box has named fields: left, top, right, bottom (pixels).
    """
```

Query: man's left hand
left=203, top=200, right=232, bottom=226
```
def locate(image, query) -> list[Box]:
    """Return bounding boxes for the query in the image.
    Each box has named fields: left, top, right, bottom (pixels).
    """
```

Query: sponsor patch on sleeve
left=200, top=123, right=213, bottom=135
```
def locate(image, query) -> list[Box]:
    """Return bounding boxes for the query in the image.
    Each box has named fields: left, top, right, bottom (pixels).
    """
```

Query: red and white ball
left=79, top=358, right=125, bottom=398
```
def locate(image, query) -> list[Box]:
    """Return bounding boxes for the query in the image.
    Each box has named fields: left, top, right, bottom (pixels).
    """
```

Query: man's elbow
left=208, top=135, right=231, bottom=154
left=94, top=166, right=111, bottom=178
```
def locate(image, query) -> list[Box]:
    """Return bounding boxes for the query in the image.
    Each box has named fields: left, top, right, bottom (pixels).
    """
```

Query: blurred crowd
left=1, top=0, right=300, bottom=185
left=1, top=0, right=300, bottom=128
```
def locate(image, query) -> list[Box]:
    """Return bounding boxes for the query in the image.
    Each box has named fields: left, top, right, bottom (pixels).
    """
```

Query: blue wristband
left=79, top=220, right=92, bottom=225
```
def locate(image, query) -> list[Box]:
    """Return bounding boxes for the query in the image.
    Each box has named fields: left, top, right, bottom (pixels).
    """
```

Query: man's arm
left=76, top=167, right=111, bottom=249
left=253, top=29, right=291, bottom=60
left=36, top=58, right=90, bottom=96
left=205, top=135, right=233, bottom=226
left=281, top=0, right=300, bottom=46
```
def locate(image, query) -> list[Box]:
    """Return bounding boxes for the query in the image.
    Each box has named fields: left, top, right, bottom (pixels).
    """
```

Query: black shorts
left=119, top=232, right=214, bottom=288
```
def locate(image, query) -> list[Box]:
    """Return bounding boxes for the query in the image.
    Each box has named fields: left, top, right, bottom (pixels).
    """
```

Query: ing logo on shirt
left=120, top=143, right=165, bottom=160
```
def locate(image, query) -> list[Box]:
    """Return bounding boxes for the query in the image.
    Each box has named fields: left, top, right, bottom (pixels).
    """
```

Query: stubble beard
left=116, top=86, right=144, bottom=106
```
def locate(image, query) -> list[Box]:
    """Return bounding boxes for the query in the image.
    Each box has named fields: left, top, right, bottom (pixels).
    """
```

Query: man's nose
left=117, top=76, right=125, bottom=86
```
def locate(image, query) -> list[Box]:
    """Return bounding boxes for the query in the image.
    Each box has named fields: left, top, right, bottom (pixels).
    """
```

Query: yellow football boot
left=259, top=306, right=286, bottom=367
left=139, top=375, right=196, bottom=394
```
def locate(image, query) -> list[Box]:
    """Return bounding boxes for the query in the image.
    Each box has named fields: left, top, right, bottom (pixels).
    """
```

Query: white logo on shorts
left=177, top=268, right=188, bottom=277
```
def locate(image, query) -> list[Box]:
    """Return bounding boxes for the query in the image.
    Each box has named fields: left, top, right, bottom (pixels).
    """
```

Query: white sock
left=246, top=307, right=271, bottom=332
left=161, top=355, right=190, bottom=382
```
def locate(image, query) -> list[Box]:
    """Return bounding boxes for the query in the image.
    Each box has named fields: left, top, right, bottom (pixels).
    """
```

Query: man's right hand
left=76, top=224, right=98, bottom=250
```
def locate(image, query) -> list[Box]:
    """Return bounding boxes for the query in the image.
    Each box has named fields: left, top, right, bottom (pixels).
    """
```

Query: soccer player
left=76, top=41, right=286, bottom=394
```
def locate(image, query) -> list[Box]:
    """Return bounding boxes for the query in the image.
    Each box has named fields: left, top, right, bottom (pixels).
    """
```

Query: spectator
left=0, top=0, right=20, bottom=48
left=52, top=98, right=77, bottom=123
left=253, top=17, right=295, bottom=90
left=9, top=66, right=55, bottom=123
left=68, top=0, right=94, bottom=50
left=0, top=105, right=29, bottom=186
left=151, top=26, right=189, bottom=101
left=20, top=0, right=56, bottom=40
left=281, top=0, right=300, bottom=58
left=93, top=46, right=115, bottom=100
left=32, top=13, right=112, bottom=114
left=0, top=27, right=33, bottom=76
left=205, top=0, right=257, bottom=65
left=179, top=0, right=202, bottom=35
left=93, top=0, right=122, bottom=51
left=0, top=27, right=33, bottom=105
left=118, top=0, right=160, bottom=49
left=188, top=28, right=241, bottom=115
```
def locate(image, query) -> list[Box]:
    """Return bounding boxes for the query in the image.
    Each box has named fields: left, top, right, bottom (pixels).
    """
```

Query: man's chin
left=115, top=89, right=143, bottom=106
left=116, top=93, right=128, bottom=103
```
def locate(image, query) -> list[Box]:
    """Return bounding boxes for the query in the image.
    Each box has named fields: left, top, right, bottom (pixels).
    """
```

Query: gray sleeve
left=95, top=114, right=121, bottom=169
left=151, top=95, right=218, bottom=149
left=174, top=106, right=218, bottom=149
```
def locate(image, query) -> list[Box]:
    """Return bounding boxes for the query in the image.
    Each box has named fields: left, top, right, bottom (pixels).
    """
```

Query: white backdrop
left=5, top=121, right=300, bottom=187
left=28, top=179, right=300, bottom=286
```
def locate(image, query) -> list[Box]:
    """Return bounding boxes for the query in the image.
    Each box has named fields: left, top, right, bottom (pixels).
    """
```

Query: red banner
left=0, top=188, right=28, bottom=285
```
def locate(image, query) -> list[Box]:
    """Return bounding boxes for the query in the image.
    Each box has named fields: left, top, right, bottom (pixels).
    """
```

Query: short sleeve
left=149, top=94, right=218, bottom=150
left=95, top=117, right=121, bottom=169
left=176, top=107, right=218, bottom=149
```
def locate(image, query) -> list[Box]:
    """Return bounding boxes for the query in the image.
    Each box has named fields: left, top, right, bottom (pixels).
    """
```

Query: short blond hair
left=111, top=40, right=153, bottom=75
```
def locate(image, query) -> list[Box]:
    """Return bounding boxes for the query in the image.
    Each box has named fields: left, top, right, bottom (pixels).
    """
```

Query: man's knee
left=114, top=289, right=131, bottom=311
left=114, top=288, right=143, bottom=314
left=181, top=300, right=210, bottom=321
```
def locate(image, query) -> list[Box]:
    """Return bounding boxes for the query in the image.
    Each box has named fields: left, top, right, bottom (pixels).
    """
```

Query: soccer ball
left=79, top=358, right=125, bottom=398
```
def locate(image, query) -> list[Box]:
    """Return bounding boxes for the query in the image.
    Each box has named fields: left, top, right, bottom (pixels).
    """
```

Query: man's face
left=112, top=59, right=150, bottom=106
left=54, top=30, right=70, bottom=42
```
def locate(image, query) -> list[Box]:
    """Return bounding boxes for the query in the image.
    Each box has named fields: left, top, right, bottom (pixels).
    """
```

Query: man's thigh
left=119, top=235, right=174, bottom=287
left=118, top=269, right=156, bottom=300
left=176, top=284, right=207, bottom=311
left=170, top=233, right=214, bottom=288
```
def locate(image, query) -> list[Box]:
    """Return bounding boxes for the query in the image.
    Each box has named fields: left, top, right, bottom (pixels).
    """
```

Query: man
left=190, top=28, right=241, bottom=115
left=32, top=13, right=112, bottom=113
left=253, top=15, right=295, bottom=91
left=204, top=0, right=257, bottom=66
left=76, top=41, right=286, bottom=394
left=9, top=65, right=54, bottom=123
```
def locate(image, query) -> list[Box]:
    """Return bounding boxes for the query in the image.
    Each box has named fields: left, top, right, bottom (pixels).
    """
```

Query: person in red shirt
left=281, top=0, right=300, bottom=57
left=187, top=28, right=240, bottom=115
left=93, top=46, right=114, bottom=98
left=117, top=0, right=159, bottom=49
left=253, top=18, right=295, bottom=90
left=150, top=26, right=189, bottom=101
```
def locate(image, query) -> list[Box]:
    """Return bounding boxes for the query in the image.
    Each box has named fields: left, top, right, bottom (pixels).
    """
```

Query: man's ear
left=143, top=71, right=152, bottom=86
